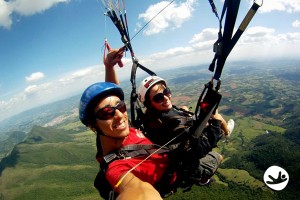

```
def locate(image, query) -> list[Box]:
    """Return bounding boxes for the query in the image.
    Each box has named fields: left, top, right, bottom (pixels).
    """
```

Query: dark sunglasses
left=95, top=101, right=126, bottom=120
left=152, top=87, right=171, bottom=103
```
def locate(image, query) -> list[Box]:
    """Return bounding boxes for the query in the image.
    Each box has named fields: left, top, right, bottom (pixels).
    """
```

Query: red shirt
left=104, top=128, right=169, bottom=189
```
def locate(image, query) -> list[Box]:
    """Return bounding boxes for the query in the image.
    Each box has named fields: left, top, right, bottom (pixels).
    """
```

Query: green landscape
left=0, top=60, right=299, bottom=199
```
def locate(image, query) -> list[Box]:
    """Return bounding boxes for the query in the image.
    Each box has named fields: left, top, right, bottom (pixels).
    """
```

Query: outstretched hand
left=104, top=47, right=125, bottom=69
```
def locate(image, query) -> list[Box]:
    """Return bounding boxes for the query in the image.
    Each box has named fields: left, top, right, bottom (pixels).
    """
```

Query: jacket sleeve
left=205, top=119, right=223, bottom=148
left=189, top=119, right=223, bottom=159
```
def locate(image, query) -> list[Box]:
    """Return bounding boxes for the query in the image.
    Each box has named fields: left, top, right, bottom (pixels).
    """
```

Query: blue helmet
left=79, top=82, right=124, bottom=126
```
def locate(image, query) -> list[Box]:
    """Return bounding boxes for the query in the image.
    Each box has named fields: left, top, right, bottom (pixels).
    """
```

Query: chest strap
left=102, top=144, right=170, bottom=165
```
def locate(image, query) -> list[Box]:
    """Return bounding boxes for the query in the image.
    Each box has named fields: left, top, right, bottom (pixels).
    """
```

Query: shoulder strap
left=130, top=58, right=156, bottom=128
left=102, top=144, right=170, bottom=165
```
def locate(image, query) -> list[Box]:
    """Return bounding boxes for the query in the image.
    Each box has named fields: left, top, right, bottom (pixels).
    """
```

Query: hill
left=0, top=131, right=26, bottom=160
left=0, top=125, right=100, bottom=200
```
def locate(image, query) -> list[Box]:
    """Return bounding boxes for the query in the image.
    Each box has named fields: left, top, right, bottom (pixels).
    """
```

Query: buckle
left=103, top=152, right=117, bottom=163
left=118, top=150, right=127, bottom=159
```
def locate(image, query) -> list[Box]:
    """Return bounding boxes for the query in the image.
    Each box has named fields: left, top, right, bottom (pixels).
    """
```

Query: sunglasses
left=152, top=87, right=171, bottom=103
left=95, top=101, right=127, bottom=120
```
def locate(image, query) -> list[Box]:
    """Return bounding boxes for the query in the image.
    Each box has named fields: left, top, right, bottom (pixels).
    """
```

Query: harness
left=144, top=105, right=193, bottom=147
left=94, top=144, right=170, bottom=200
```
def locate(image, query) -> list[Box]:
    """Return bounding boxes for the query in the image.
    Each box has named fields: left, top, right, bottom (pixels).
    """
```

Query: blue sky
left=0, top=0, right=299, bottom=121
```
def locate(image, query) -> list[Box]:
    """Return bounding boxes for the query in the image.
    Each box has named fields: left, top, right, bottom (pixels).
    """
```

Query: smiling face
left=148, top=83, right=172, bottom=111
left=93, top=95, right=129, bottom=138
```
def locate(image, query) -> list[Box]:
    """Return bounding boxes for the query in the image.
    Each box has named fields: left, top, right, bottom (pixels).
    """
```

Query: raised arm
left=117, top=173, right=162, bottom=200
left=104, top=48, right=125, bottom=85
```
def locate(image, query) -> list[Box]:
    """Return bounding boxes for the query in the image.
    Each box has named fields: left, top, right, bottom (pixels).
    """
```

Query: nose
left=163, top=94, right=170, bottom=101
left=114, top=109, right=124, bottom=119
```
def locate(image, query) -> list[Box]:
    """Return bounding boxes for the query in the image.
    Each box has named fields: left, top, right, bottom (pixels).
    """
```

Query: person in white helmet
left=137, top=75, right=234, bottom=142
left=137, top=75, right=235, bottom=185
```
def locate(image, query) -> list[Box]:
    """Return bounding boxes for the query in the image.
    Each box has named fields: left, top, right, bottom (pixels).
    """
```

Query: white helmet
left=138, top=76, right=166, bottom=104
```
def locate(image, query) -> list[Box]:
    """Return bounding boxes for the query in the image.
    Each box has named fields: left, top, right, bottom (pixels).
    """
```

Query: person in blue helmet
left=79, top=82, right=170, bottom=200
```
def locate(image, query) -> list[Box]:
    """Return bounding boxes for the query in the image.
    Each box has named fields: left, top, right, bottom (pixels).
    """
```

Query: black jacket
left=143, top=105, right=223, bottom=158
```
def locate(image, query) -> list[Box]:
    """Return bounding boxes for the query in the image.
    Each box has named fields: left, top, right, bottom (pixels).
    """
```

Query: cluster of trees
left=222, top=128, right=300, bottom=199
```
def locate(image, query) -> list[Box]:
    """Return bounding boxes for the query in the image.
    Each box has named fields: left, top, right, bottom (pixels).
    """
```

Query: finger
left=114, top=57, right=124, bottom=68
left=118, top=60, right=124, bottom=67
left=115, top=48, right=125, bottom=67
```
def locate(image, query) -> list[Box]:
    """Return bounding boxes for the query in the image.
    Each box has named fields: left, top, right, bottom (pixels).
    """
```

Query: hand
left=180, top=106, right=189, bottom=111
left=211, top=109, right=223, bottom=121
left=104, top=48, right=125, bottom=69
left=211, top=110, right=229, bottom=135
left=117, top=173, right=162, bottom=200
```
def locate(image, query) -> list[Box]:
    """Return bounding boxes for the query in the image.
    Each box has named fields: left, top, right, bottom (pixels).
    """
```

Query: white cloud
left=239, top=26, right=276, bottom=44
left=189, top=28, right=218, bottom=43
left=24, top=84, right=39, bottom=94
left=12, top=0, right=70, bottom=16
left=25, top=72, right=45, bottom=82
left=189, top=28, right=218, bottom=50
left=58, top=68, right=95, bottom=85
left=0, top=0, right=70, bottom=29
left=225, top=26, right=300, bottom=61
left=255, top=0, right=300, bottom=13
left=138, top=25, right=300, bottom=71
left=292, top=19, right=300, bottom=27
left=241, top=26, right=300, bottom=46
left=138, top=0, right=196, bottom=36
left=0, top=0, right=13, bottom=28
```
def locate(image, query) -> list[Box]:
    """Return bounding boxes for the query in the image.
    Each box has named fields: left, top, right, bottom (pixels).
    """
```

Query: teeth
left=114, top=121, right=125, bottom=129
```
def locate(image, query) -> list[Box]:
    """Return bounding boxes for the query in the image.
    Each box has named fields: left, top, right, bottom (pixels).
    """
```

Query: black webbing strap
left=209, top=0, right=261, bottom=80
left=209, top=0, right=240, bottom=80
left=130, top=57, right=156, bottom=128
left=192, top=81, right=222, bottom=138
left=102, top=144, right=169, bottom=165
